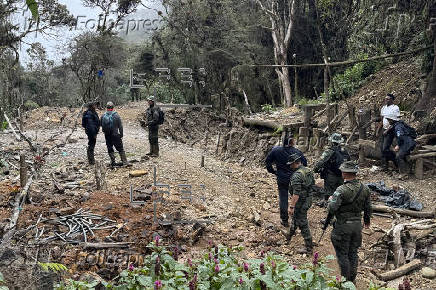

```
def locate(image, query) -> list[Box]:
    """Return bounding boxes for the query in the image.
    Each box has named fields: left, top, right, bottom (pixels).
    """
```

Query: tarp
left=366, top=181, right=423, bottom=211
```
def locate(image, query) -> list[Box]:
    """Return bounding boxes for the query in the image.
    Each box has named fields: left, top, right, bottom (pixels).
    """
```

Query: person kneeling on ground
left=101, top=102, right=128, bottom=167
left=287, top=153, right=314, bottom=254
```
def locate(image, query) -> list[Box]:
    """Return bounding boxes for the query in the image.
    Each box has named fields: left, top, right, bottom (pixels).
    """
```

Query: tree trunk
left=278, top=65, right=293, bottom=106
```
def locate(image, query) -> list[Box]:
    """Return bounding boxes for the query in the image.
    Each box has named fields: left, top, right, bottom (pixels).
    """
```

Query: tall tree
left=256, top=0, right=296, bottom=106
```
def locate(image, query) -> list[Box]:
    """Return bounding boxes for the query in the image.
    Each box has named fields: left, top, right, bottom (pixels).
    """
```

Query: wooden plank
left=410, top=152, right=436, bottom=160
left=377, top=259, right=421, bottom=281
left=422, top=145, right=436, bottom=151
left=372, top=204, right=435, bottom=218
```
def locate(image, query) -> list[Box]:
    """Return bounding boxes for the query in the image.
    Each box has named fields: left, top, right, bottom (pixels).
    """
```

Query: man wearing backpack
left=376, top=93, right=400, bottom=171
left=82, top=102, right=100, bottom=165
left=314, top=133, right=350, bottom=206
left=145, top=96, right=163, bottom=157
left=384, top=114, right=417, bottom=177
left=266, top=136, right=307, bottom=227
left=101, top=102, right=128, bottom=166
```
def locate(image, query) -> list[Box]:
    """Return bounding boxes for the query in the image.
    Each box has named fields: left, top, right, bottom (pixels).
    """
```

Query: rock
left=79, top=271, right=104, bottom=284
left=263, top=203, right=270, bottom=210
left=103, top=203, right=113, bottom=211
left=80, top=192, right=91, bottom=202
left=422, top=267, right=436, bottom=279
left=369, top=166, right=380, bottom=173
left=67, top=138, right=78, bottom=144
left=253, top=211, right=261, bottom=226
left=52, top=246, right=62, bottom=259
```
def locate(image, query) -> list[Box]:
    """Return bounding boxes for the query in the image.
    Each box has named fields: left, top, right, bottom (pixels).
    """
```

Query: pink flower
left=292, top=265, right=297, bottom=270
left=154, top=280, right=162, bottom=289
left=214, top=258, right=218, bottom=264
left=313, top=252, right=319, bottom=266
left=155, top=235, right=160, bottom=246
left=214, top=264, right=220, bottom=273
left=336, top=275, right=341, bottom=282
left=260, top=263, right=265, bottom=275
left=239, top=277, right=244, bottom=285
left=208, top=252, right=212, bottom=261
left=271, top=260, right=276, bottom=269
left=155, top=257, right=160, bottom=276
left=128, top=264, right=134, bottom=271
left=260, top=250, right=265, bottom=258
left=187, top=258, right=193, bottom=267
left=243, top=262, right=249, bottom=272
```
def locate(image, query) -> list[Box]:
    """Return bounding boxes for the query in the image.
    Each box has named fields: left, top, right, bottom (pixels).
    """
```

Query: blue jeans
left=277, top=180, right=290, bottom=222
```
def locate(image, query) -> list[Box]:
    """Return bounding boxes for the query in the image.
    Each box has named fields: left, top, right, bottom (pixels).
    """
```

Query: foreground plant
left=56, top=239, right=361, bottom=289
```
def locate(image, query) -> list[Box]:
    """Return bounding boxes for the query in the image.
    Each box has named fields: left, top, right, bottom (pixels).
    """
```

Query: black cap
left=386, top=93, right=395, bottom=100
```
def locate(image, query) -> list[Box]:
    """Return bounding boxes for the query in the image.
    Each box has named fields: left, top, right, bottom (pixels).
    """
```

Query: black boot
left=120, top=151, right=129, bottom=166
left=87, top=148, right=95, bottom=165
left=109, top=152, right=116, bottom=167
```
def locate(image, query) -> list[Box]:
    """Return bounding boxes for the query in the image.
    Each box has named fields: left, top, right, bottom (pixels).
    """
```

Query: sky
left=17, top=0, right=165, bottom=65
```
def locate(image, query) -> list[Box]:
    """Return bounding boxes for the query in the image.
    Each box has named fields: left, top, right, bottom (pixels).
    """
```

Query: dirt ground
left=0, top=101, right=435, bottom=289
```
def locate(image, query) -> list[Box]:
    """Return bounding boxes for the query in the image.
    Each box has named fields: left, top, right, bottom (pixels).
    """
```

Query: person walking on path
left=101, top=102, right=128, bottom=166
left=81, top=102, right=100, bottom=165
left=266, top=137, right=307, bottom=227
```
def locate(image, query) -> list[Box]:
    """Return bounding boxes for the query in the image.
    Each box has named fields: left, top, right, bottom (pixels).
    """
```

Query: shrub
left=56, top=238, right=359, bottom=290
left=24, top=100, right=39, bottom=111
left=0, top=271, right=8, bottom=290
left=261, top=104, right=274, bottom=113
left=0, top=121, right=8, bottom=131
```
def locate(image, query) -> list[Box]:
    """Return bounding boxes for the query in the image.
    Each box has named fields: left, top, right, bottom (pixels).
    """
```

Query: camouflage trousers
left=289, top=203, right=313, bottom=249
left=331, top=220, right=362, bottom=282
left=324, top=173, right=344, bottom=198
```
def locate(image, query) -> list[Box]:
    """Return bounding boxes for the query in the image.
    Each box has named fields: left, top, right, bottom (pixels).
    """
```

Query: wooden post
left=201, top=155, right=205, bottom=168
left=358, top=109, right=371, bottom=139
left=415, top=158, right=424, bottom=180
left=94, top=160, right=107, bottom=190
left=20, top=154, right=27, bottom=188
left=302, top=105, right=314, bottom=129
left=215, top=131, right=221, bottom=154
left=19, top=106, right=24, bottom=132
left=298, top=127, right=310, bottom=152
left=348, top=106, right=357, bottom=129
left=359, top=144, right=366, bottom=165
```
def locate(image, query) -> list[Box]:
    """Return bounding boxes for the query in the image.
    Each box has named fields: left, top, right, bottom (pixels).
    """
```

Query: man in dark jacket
left=327, top=161, right=371, bottom=283
left=314, top=133, right=350, bottom=205
left=101, top=102, right=128, bottom=166
left=384, top=114, right=416, bottom=177
left=145, top=96, right=161, bottom=157
left=266, top=137, right=307, bottom=227
left=82, top=102, right=100, bottom=165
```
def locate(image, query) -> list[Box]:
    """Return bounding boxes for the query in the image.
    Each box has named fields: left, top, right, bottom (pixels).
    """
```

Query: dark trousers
left=381, top=132, right=396, bottom=165
left=87, top=134, right=97, bottom=152
left=289, top=201, right=313, bottom=248
left=149, top=127, right=159, bottom=144
left=277, top=180, right=289, bottom=223
left=324, top=173, right=343, bottom=199
left=105, top=134, right=124, bottom=153
left=331, top=221, right=362, bottom=282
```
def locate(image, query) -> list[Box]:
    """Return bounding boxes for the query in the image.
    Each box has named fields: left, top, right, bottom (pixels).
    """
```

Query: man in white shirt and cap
left=377, top=93, right=400, bottom=170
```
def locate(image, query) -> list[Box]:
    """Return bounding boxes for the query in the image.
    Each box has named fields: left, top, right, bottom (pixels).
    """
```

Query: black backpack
left=157, top=107, right=165, bottom=125
left=402, top=122, right=417, bottom=139
left=328, top=147, right=350, bottom=176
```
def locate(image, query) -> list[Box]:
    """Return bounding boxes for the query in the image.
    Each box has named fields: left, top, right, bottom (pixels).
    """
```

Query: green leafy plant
left=55, top=238, right=364, bottom=290
left=261, top=104, right=274, bottom=113
left=38, top=262, right=68, bottom=273
left=0, top=271, right=9, bottom=290
left=56, top=280, right=99, bottom=290
left=367, top=282, right=395, bottom=290
left=0, top=121, right=8, bottom=131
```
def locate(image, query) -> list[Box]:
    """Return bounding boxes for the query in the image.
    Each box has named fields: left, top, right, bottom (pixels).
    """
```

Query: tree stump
left=20, top=154, right=27, bottom=188
left=94, top=160, right=107, bottom=190
left=415, top=158, right=424, bottom=180
left=298, top=127, right=310, bottom=152
left=358, top=109, right=371, bottom=139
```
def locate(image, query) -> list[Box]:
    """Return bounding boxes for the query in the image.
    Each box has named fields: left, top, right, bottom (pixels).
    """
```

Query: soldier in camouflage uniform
left=145, top=96, right=161, bottom=157
left=327, top=161, right=371, bottom=283
left=314, top=133, right=350, bottom=205
left=287, top=153, right=315, bottom=254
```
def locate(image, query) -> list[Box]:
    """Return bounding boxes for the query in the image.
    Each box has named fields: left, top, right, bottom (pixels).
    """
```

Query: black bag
left=157, top=108, right=165, bottom=125
left=327, top=147, right=350, bottom=176
left=403, top=122, right=417, bottom=139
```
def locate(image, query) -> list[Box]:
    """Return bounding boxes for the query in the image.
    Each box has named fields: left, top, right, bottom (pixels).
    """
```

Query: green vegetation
left=53, top=238, right=387, bottom=290
left=261, top=104, right=275, bottom=114
left=0, top=271, right=8, bottom=290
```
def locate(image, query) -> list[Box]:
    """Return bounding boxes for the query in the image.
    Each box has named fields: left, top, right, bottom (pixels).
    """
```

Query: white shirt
left=381, top=104, right=400, bottom=129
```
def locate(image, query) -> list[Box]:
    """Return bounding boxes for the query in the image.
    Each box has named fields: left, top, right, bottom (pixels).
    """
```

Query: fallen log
left=410, top=152, right=436, bottom=160
left=242, top=118, right=281, bottom=130
left=82, top=242, right=134, bottom=249
left=376, top=259, right=421, bottom=281
left=416, top=134, right=436, bottom=145
left=372, top=204, right=435, bottom=218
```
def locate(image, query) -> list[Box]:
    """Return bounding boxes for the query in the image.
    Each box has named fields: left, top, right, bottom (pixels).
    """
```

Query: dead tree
left=256, top=0, right=296, bottom=106
left=94, top=160, right=107, bottom=190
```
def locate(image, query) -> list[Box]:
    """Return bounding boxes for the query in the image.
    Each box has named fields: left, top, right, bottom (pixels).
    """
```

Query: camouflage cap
left=339, top=161, right=359, bottom=173
left=286, top=153, right=302, bottom=165
left=106, top=101, right=114, bottom=109
left=328, top=133, right=344, bottom=144
left=147, top=95, right=155, bottom=101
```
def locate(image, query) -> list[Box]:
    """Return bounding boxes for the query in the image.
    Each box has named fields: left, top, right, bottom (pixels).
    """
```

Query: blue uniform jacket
left=392, top=121, right=416, bottom=152
left=265, top=146, right=308, bottom=182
